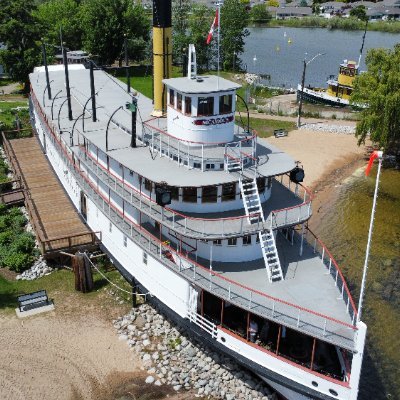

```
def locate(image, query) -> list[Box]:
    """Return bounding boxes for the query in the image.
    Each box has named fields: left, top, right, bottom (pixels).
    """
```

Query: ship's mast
left=357, top=21, right=368, bottom=68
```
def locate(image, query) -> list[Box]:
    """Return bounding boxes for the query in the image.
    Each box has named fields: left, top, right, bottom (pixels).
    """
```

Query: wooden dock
left=1, top=131, right=100, bottom=255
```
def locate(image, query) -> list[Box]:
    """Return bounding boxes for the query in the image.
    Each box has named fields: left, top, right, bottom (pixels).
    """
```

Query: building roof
left=163, top=75, right=241, bottom=94
left=276, top=6, right=313, bottom=15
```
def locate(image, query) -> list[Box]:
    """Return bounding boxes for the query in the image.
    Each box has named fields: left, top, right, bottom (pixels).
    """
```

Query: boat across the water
left=297, top=59, right=359, bottom=107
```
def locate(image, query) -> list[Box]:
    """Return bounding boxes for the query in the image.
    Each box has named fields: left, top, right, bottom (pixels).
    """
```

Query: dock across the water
left=1, top=130, right=100, bottom=255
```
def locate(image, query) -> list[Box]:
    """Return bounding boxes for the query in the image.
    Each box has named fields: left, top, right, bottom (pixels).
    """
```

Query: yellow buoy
left=288, top=38, right=292, bottom=44
left=275, top=45, right=280, bottom=52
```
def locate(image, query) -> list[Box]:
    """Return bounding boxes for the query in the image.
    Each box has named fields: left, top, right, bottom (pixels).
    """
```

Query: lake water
left=242, top=27, right=400, bottom=88
left=315, top=166, right=400, bottom=399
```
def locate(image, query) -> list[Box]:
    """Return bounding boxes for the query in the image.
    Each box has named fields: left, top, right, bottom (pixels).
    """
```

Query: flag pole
left=217, top=2, right=221, bottom=90
left=357, top=151, right=383, bottom=322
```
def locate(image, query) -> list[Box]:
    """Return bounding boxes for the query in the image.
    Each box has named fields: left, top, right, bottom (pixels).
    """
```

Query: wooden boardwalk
left=2, top=132, right=99, bottom=255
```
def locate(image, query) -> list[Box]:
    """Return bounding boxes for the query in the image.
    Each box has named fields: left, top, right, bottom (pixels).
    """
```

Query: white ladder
left=259, top=229, right=284, bottom=282
left=240, top=178, right=264, bottom=224
left=226, top=156, right=242, bottom=173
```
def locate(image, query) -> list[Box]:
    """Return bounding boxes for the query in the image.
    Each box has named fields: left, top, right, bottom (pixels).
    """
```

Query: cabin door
left=80, top=191, right=87, bottom=220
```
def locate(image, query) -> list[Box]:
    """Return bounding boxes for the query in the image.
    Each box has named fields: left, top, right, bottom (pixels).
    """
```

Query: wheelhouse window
left=198, top=97, right=214, bottom=116
left=202, top=186, right=218, bottom=203
left=177, top=93, right=182, bottom=111
left=219, top=94, right=233, bottom=114
left=169, top=89, right=175, bottom=106
left=182, top=187, right=197, bottom=203
left=222, top=183, right=236, bottom=201
left=184, top=96, right=192, bottom=115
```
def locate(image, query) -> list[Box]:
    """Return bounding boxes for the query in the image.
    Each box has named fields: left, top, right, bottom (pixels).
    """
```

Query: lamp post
left=106, top=106, right=123, bottom=151
left=126, top=98, right=138, bottom=148
left=51, top=90, right=63, bottom=120
left=297, top=52, right=325, bottom=128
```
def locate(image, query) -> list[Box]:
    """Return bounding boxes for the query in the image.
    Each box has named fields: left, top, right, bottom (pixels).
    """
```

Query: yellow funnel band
left=153, top=27, right=172, bottom=115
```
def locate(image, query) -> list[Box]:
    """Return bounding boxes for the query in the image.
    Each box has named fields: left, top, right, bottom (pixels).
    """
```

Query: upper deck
left=29, top=67, right=295, bottom=187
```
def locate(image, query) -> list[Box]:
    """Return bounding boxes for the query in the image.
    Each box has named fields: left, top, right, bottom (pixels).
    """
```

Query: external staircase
left=239, top=178, right=284, bottom=283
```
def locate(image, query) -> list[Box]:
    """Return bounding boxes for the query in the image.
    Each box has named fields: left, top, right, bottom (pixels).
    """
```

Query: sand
left=266, top=128, right=367, bottom=189
left=0, top=127, right=369, bottom=400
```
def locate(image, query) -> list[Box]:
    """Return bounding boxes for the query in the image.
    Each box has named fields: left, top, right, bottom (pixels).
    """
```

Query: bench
left=17, top=290, right=52, bottom=312
left=274, top=129, right=288, bottom=138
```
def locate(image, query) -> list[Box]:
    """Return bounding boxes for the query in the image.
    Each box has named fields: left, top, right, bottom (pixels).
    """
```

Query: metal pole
left=357, top=152, right=383, bottom=322
left=297, top=59, right=306, bottom=128
left=42, top=40, right=52, bottom=100
left=89, top=61, right=97, bottom=122
left=62, top=45, right=73, bottom=121
left=106, top=106, right=123, bottom=151
left=124, top=34, right=131, bottom=93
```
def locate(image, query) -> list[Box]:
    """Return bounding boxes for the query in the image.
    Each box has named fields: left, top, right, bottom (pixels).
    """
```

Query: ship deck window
left=177, top=93, right=182, bottom=111
left=198, top=97, right=214, bottom=116
left=213, top=239, right=222, bottom=245
left=184, top=96, right=192, bottom=115
left=243, top=235, right=251, bottom=245
left=206, top=163, right=215, bottom=169
left=219, top=94, right=233, bottom=114
left=193, top=162, right=201, bottom=169
left=202, top=185, right=218, bottom=203
left=227, top=237, right=237, bottom=246
left=169, top=89, right=175, bottom=106
left=182, top=187, right=197, bottom=203
left=170, top=186, right=179, bottom=200
left=144, top=178, right=152, bottom=192
left=222, top=183, right=236, bottom=201
left=339, top=67, right=355, bottom=77
left=256, top=177, right=266, bottom=193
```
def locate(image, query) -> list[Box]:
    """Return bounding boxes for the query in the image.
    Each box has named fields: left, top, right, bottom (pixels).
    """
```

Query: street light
left=297, top=52, right=325, bottom=128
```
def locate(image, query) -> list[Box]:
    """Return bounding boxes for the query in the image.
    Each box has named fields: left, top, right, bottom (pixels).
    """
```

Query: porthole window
left=329, top=389, right=338, bottom=397
left=311, top=381, right=318, bottom=387
left=221, top=337, right=226, bottom=343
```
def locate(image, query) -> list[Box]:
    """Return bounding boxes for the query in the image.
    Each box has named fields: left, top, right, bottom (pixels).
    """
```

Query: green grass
left=117, top=65, right=182, bottom=100
left=0, top=267, right=132, bottom=311
left=0, top=79, right=16, bottom=87
left=0, top=100, right=29, bottom=131
left=236, top=116, right=295, bottom=138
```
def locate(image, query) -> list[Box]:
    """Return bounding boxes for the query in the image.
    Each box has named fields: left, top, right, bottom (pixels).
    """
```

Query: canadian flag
left=206, top=9, right=219, bottom=45
left=365, top=151, right=382, bottom=176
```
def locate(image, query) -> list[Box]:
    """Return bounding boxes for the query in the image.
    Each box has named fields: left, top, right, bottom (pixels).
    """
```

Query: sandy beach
left=0, top=127, right=369, bottom=400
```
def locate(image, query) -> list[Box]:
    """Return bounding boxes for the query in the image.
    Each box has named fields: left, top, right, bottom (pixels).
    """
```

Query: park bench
left=274, top=129, right=288, bottom=138
left=17, top=290, right=52, bottom=313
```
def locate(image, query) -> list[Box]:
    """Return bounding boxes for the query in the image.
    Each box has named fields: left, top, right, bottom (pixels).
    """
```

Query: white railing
left=187, top=310, right=217, bottom=338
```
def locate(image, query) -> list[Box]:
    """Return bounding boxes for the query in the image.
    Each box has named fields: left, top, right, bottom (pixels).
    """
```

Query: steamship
left=28, top=2, right=367, bottom=399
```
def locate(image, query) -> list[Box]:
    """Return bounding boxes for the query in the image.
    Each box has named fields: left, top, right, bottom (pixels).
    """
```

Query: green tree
left=267, top=0, right=280, bottom=7
left=221, top=0, right=250, bottom=71
left=249, top=4, right=272, bottom=23
left=300, top=0, right=308, bottom=7
left=35, top=0, right=83, bottom=51
left=80, top=0, right=150, bottom=65
left=349, top=5, right=368, bottom=22
left=351, top=45, right=400, bottom=154
left=0, top=0, right=41, bottom=91
left=172, top=0, right=192, bottom=68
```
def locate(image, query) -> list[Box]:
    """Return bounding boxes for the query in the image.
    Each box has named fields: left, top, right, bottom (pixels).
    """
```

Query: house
left=275, top=6, right=312, bottom=19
